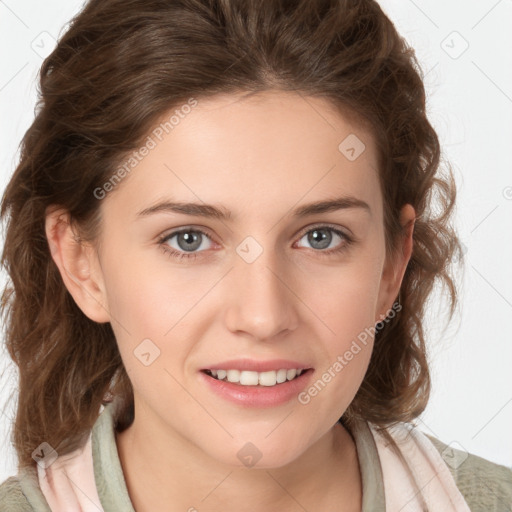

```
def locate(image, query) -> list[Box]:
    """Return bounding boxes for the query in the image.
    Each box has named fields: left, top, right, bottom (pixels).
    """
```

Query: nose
left=223, top=246, right=300, bottom=341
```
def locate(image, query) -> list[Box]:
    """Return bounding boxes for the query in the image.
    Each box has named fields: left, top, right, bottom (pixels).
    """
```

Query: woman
left=1, top=0, right=511, bottom=510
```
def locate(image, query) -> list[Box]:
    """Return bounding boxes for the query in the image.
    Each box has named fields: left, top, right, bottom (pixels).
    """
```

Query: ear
left=45, top=205, right=110, bottom=323
left=375, top=203, right=415, bottom=323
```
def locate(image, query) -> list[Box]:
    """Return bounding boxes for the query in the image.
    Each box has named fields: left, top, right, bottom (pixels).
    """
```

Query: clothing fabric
left=1, top=397, right=511, bottom=511
left=370, top=423, right=470, bottom=511
left=35, top=413, right=469, bottom=511
left=36, top=431, right=100, bottom=512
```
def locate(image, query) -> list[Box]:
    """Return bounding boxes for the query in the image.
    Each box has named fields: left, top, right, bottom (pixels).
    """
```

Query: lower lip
left=198, top=369, right=314, bottom=408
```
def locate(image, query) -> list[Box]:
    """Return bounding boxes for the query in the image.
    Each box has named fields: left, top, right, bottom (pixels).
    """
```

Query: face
left=76, top=90, right=409, bottom=468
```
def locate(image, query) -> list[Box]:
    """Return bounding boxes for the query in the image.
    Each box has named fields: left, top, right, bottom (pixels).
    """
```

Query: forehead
left=102, top=90, right=382, bottom=223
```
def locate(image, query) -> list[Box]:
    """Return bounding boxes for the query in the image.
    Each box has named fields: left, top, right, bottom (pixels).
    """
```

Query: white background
left=1, top=0, right=511, bottom=481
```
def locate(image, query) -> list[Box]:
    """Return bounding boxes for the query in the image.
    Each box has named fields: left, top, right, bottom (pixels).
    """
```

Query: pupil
left=179, top=231, right=201, bottom=251
left=309, top=229, right=331, bottom=249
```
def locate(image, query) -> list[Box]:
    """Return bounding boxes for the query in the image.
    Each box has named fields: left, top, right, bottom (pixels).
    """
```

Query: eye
left=295, top=225, right=352, bottom=257
left=157, top=224, right=353, bottom=261
left=157, top=227, right=214, bottom=261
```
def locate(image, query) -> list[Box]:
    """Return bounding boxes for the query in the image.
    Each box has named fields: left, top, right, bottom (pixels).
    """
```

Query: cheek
left=308, top=259, right=382, bottom=342
left=302, top=258, right=382, bottom=399
left=104, top=274, right=165, bottom=333
left=301, top=295, right=376, bottom=421
left=102, top=247, right=194, bottom=332
left=102, top=257, right=205, bottom=377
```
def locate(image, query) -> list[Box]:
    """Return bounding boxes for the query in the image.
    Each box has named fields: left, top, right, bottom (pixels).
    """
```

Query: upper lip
left=201, top=358, right=312, bottom=372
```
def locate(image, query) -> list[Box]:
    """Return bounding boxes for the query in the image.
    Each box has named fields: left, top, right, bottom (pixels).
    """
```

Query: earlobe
left=45, top=206, right=110, bottom=323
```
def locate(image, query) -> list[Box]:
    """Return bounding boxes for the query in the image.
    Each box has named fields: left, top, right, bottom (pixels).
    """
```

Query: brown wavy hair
left=0, top=0, right=463, bottom=471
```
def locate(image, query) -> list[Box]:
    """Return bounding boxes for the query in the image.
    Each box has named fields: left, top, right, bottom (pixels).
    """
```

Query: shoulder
left=0, top=466, right=51, bottom=512
left=427, top=434, right=512, bottom=511
left=0, top=475, right=33, bottom=511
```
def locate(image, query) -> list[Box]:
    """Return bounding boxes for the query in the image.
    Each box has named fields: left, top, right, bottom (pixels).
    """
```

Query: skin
left=45, top=90, right=415, bottom=511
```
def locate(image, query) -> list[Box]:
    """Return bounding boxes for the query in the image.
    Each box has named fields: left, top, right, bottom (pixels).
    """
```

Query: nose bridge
left=224, top=234, right=298, bottom=339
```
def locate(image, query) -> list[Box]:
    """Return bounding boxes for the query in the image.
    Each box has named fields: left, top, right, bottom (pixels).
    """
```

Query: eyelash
left=157, top=224, right=353, bottom=261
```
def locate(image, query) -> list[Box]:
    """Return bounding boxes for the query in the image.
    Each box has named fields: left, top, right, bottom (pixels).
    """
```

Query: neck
left=115, top=406, right=362, bottom=512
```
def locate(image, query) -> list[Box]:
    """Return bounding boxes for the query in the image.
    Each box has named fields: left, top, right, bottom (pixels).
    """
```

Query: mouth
left=199, top=362, right=315, bottom=407
left=201, top=368, right=312, bottom=387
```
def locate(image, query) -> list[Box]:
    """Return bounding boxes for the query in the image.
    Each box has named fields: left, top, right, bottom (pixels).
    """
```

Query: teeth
left=240, top=371, right=259, bottom=385
left=226, top=369, right=241, bottom=383
left=206, top=368, right=306, bottom=386
left=276, top=369, right=287, bottom=384
left=259, top=371, right=276, bottom=386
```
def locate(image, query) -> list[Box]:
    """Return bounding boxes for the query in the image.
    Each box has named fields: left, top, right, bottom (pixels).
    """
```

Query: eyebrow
left=136, top=195, right=371, bottom=221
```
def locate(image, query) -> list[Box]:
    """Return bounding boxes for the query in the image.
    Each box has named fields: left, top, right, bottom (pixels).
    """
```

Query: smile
left=203, top=368, right=305, bottom=386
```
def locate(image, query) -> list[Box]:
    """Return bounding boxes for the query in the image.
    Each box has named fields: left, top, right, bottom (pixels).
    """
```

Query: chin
left=206, top=437, right=307, bottom=470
